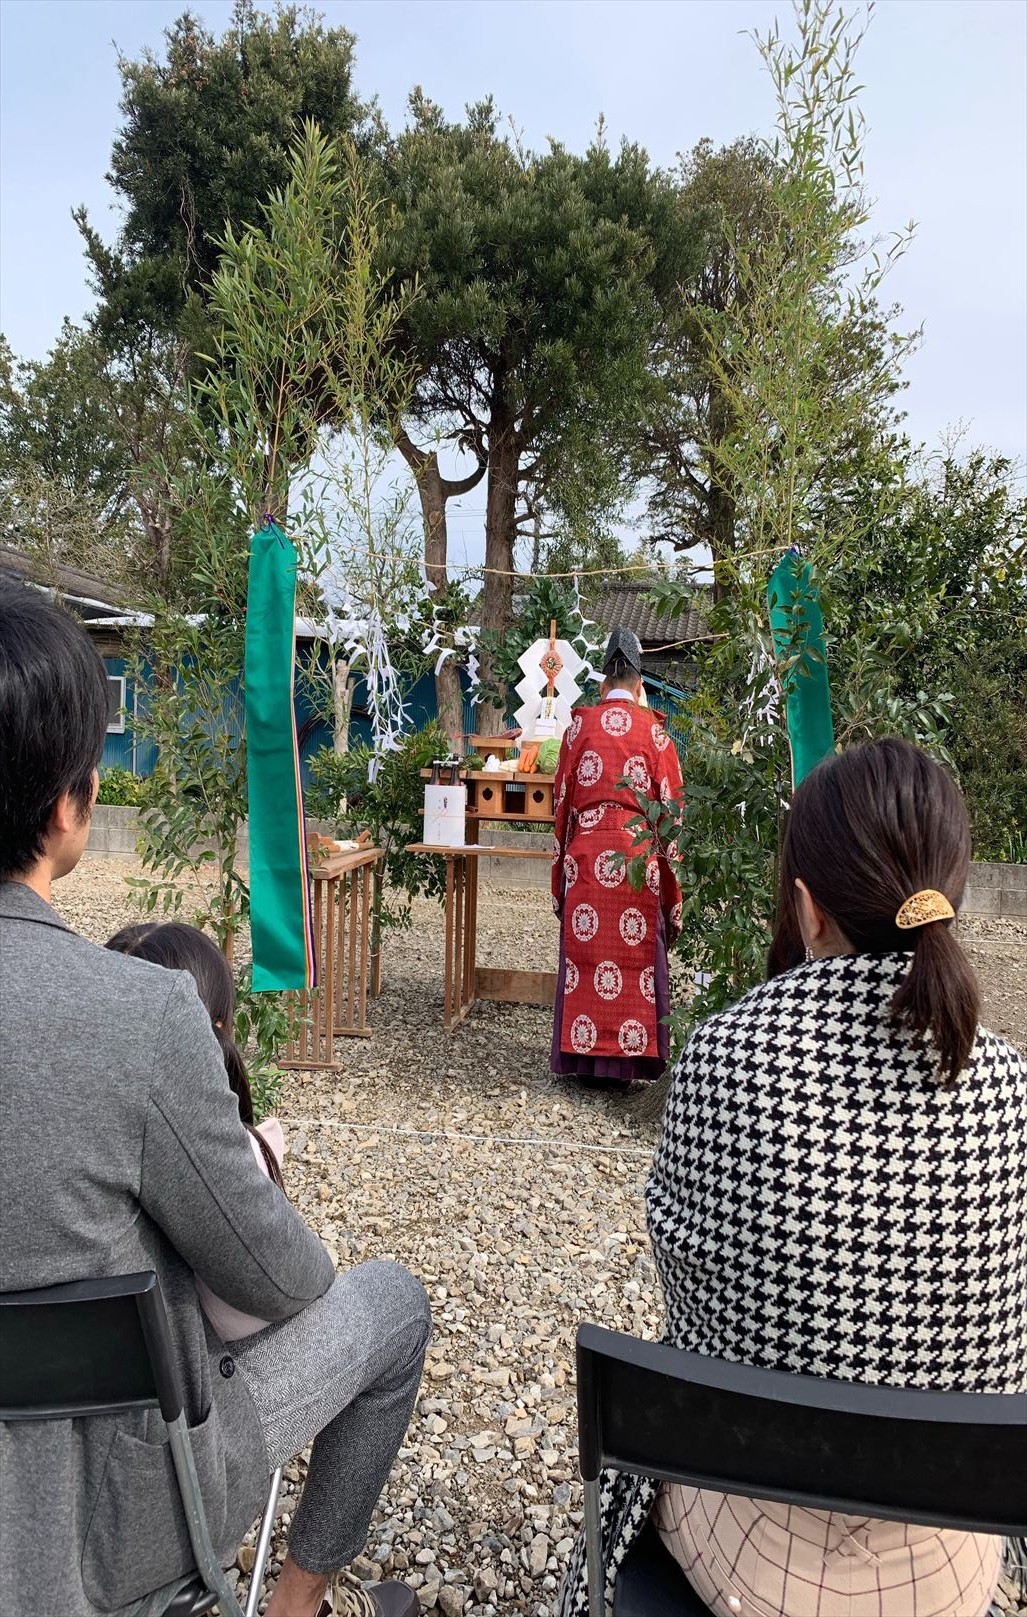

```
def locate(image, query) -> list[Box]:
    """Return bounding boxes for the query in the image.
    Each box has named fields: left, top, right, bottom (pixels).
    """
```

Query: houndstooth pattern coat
left=558, top=950, right=1027, bottom=1617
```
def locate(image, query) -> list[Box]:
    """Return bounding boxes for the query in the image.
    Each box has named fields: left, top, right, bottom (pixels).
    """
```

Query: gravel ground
left=53, top=860, right=1027, bottom=1616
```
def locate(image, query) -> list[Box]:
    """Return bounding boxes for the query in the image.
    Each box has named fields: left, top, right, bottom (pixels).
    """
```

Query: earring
left=805, top=946, right=814, bottom=964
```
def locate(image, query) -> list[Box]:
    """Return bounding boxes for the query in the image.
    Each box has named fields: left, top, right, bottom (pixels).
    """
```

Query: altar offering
left=424, top=780, right=466, bottom=847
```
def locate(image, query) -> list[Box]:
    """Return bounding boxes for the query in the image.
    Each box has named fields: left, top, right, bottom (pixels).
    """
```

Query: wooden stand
left=282, top=847, right=383, bottom=1070
left=406, top=843, right=557, bottom=1031
left=419, top=768, right=556, bottom=821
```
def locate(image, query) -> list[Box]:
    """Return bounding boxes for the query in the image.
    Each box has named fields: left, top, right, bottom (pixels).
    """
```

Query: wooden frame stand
left=282, top=847, right=383, bottom=1070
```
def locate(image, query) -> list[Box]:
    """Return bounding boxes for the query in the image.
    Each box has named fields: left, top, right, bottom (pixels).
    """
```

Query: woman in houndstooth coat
left=558, top=739, right=1026, bottom=1617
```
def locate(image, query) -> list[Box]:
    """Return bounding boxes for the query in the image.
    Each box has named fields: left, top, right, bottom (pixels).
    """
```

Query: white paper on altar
left=423, top=783, right=466, bottom=847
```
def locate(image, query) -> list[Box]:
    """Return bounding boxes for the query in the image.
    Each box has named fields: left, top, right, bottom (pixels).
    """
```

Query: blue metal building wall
left=100, top=655, right=158, bottom=776
left=102, top=652, right=682, bottom=785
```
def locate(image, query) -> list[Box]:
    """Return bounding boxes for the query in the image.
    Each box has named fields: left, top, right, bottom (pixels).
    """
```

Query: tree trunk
left=396, top=428, right=485, bottom=754
left=476, top=407, right=519, bottom=736
left=708, top=382, right=737, bottom=604
left=530, top=507, right=543, bottom=574
left=333, top=658, right=354, bottom=755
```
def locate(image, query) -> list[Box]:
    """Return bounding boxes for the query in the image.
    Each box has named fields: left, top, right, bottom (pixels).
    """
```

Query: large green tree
left=76, top=9, right=695, bottom=733
left=635, top=133, right=910, bottom=598
left=833, top=448, right=1026, bottom=860
left=384, top=94, right=694, bottom=729
left=0, top=321, right=190, bottom=594
left=75, top=1, right=371, bottom=348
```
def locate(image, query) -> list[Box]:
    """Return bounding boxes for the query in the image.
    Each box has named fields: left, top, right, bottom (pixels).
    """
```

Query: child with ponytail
left=106, top=921, right=287, bottom=1342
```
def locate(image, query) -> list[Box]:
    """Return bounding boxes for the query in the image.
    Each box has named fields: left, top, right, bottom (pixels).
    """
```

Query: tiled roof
left=593, top=581, right=708, bottom=648
left=0, top=545, right=133, bottom=617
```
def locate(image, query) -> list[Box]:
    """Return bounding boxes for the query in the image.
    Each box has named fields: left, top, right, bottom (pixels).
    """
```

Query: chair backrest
left=0, top=1271, right=183, bottom=1424
left=576, top=1324, right=1027, bottom=1537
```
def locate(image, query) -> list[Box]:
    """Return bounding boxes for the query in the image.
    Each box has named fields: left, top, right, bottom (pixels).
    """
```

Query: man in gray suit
left=0, top=585, right=430, bottom=1617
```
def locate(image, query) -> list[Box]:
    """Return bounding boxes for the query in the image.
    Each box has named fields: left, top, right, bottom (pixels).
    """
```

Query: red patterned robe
left=550, top=697, right=683, bottom=1081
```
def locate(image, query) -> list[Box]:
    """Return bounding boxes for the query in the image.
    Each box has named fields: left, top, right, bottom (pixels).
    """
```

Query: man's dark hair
left=0, top=584, right=110, bottom=878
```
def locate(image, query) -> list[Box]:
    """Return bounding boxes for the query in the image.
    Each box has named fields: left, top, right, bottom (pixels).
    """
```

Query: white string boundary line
left=285, top=1117, right=654, bottom=1159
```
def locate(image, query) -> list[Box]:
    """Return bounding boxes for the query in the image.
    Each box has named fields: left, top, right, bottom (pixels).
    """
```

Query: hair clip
left=895, top=889, right=955, bottom=930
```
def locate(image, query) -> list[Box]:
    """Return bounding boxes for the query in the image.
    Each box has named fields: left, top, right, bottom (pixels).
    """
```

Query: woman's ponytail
left=776, top=739, right=982, bottom=1086
left=890, top=921, right=980, bottom=1087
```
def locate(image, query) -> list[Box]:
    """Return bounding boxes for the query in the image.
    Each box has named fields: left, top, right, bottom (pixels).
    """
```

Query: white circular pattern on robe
left=594, top=960, right=623, bottom=1001
left=639, top=965, right=656, bottom=1004
left=568, top=713, right=583, bottom=744
left=660, top=776, right=674, bottom=803
left=624, top=754, right=649, bottom=791
left=571, top=902, right=599, bottom=942
left=570, top=1014, right=597, bottom=1053
left=670, top=901, right=683, bottom=929
left=618, top=1019, right=648, bottom=1055
left=563, top=854, right=579, bottom=887
left=577, top=805, right=606, bottom=832
left=600, top=704, right=632, bottom=737
left=565, top=959, right=580, bottom=993
left=645, top=859, right=661, bottom=894
left=652, top=722, right=671, bottom=752
left=594, top=849, right=624, bottom=889
left=557, top=777, right=567, bottom=805
left=551, top=833, right=562, bottom=864
left=577, top=749, right=604, bottom=787
left=619, top=907, right=647, bottom=946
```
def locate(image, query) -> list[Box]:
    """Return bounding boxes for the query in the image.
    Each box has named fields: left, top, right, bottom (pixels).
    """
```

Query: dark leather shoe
left=366, top=1586, right=419, bottom=1617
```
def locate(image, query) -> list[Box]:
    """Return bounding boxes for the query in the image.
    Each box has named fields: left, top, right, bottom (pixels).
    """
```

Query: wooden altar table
left=406, top=843, right=557, bottom=1031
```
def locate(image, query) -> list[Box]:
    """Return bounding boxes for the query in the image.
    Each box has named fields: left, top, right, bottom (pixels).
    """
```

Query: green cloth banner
left=767, top=551, right=835, bottom=790
left=245, top=520, right=317, bottom=991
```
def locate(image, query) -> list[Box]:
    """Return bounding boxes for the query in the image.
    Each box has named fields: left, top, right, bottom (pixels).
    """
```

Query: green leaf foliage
left=79, top=1, right=372, bottom=342
left=97, top=767, right=152, bottom=807
left=306, top=723, right=450, bottom=935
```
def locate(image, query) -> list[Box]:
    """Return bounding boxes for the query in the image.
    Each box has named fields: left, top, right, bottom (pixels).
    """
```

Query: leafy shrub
left=97, top=767, right=150, bottom=807
left=306, top=722, right=450, bottom=935
left=231, top=966, right=291, bottom=1121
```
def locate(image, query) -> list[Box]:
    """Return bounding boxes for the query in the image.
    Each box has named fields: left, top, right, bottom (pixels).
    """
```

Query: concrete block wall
left=962, top=862, right=1027, bottom=921
left=477, top=825, right=553, bottom=887
left=85, top=810, right=1027, bottom=920
left=85, top=807, right=332, bottom=864
left=87, top=806, right=143, bottom=858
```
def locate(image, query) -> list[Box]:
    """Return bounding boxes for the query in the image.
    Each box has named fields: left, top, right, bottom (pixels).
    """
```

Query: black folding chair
left=576, top=1323, right=1027, bottom=1617
left=0, top=1272, right=282, bottom=1617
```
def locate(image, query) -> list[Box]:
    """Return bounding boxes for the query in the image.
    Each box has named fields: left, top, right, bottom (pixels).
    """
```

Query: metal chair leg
left=244, top=1467, right=283, bottom=1617
left=584, top=1476, right=604, bottom=1617
left=166, top=1414, right=246, bottom=1617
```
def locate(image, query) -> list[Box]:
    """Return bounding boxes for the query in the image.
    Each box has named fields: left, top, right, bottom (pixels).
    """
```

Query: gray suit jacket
left=0, top=881, right=335, bottom=1616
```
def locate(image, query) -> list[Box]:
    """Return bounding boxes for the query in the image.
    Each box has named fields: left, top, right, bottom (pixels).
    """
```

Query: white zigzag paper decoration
left=513, top=638, right=588, bottom=741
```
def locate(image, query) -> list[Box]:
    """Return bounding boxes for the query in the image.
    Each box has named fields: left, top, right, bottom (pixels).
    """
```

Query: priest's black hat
left=602, top=626, right=643, bottom=676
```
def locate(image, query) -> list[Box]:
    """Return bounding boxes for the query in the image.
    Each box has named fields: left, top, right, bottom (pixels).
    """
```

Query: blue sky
left=1, top=0, right=1025, bottom=549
